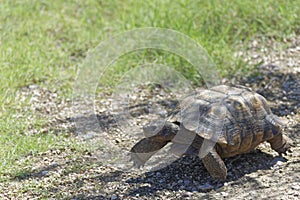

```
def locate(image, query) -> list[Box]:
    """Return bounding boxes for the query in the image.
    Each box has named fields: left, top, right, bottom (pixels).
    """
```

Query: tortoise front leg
left=202, top=147, right=227, bottom=180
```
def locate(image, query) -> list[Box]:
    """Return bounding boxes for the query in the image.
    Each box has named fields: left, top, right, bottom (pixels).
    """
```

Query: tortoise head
left=143, top=120, right=179, bottom=139
left=143, top=119, right=167, bottom=137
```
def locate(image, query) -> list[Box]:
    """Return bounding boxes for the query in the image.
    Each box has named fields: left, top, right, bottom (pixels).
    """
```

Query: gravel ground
left=1, top=35, right=299, bottom=199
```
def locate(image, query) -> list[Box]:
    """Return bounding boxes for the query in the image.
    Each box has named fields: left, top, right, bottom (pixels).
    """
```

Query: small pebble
left=221, top=192, right=229, bottom=197
left=215, top=183, right=224, bottom=190
left=29, top=84, right=39, bottom=89
left=276, top=161, right=284, bottom=166
left=291, top=184, right=300, bottom=190
left=111, top=194, right=117, bottom=200
left=182, top=191, right=193, bottom=198
left=271, top=157, right=286, bottom=165
left=179, top=185, right=185, bottom=190
left=51, top=162, right=58, bottom=167
left=42, top=171, right=48, bottom=176
left=184, top=179, right=190, bottom=185
left=82, top=132, right=95, bottom=141
left=198, top=183, right=213, bottom=191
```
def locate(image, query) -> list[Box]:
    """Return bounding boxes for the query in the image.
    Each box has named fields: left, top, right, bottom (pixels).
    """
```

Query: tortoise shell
left=168, top=85, right=285, bottom=157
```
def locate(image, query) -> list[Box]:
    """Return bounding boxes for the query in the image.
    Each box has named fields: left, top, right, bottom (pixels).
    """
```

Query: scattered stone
left=51, top=162, right=58, bottom=167
left=182, top=191, right=193, bottom=198
left=291, top=184, right=300, bottom=190
left=271, top=157, right=287, bottom=165
left=159, top=179, right=165, bottom=183
left=178, top=179, right=183, bottom=184
left=198, top=183, right=214, bottom=191
left=41, top=171, right=48, bottom=176
left=28, top=84, right=39, bottom=89
left=183, top=179, right=190, bottom=186
left=81, top=131, right=96, bottom=141
left=220, top=192, right=229, bottom=197
left=111, top=194, right=118, bottom=200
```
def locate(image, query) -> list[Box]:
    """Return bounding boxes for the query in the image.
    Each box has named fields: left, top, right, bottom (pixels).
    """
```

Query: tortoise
left=130, top=85, right=291, bottom=179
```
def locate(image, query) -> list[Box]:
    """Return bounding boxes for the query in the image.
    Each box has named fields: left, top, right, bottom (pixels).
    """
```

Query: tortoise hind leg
left=265, top=115, right=291, bottom=154
left=202, top=147, right=227, bottom=180
left=267, top=134, right=291, bottom=155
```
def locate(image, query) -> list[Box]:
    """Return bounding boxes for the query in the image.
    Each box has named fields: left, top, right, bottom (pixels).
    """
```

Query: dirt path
left=1, top=36, right=299, bottom=199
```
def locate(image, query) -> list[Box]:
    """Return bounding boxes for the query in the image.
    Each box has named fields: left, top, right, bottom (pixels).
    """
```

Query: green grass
left=0, top=112, right=91, bottom=178
left=0, top=0, right=299, bottom=179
